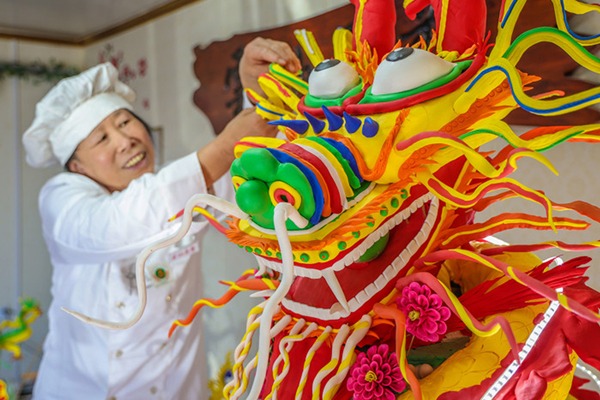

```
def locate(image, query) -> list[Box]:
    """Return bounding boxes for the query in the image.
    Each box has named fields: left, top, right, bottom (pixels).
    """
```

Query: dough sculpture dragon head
left=64, top=0, right=600, bottom=398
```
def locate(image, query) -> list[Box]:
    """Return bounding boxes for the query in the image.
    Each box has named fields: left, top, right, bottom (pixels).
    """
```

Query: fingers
left=262, top=38, right=301, bottom=73
left=239, top=37, right=301, bottom=100
left=225, top=108, right=277, bottom=140
left=242, top=108, right=278, bottom=138
left=244, top=37, right=301, bottom=73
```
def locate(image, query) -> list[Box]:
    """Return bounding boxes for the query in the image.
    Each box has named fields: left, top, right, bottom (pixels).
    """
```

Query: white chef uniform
left=33, top=153, right=230, bottom=400
left=21, top=62, right=236, bottom=400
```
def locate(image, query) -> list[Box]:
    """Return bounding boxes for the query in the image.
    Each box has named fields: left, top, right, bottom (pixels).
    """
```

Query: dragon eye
left=371, top=48, right=456, bottom=95
left=308, top=59, right=360, bottom=99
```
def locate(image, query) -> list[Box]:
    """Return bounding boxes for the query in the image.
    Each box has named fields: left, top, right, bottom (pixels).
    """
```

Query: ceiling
left=0, top=0, right=201, bottom=45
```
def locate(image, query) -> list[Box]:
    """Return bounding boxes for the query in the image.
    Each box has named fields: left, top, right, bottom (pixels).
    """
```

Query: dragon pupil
left=387, top=47, right=414, bottom=62
left=315, top=58, right=341, bottom=71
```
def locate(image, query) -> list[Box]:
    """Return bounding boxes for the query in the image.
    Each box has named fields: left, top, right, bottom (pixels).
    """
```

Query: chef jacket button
left=165, top=294, right=172, bottom=302
left=150, top=386, right=158, bottom=394
left=115, top=350, right=123, bottom=358
left=116, top=301, right=125, bottom=309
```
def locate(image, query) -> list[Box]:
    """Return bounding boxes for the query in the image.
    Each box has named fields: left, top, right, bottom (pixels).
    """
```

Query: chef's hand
left=197, top=108, right=277, bottom=188
left=239, top=37, right=301, bottom=95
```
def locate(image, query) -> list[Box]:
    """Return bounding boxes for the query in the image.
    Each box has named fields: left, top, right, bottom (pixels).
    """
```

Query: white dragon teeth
left=323, top=270, right=350, bottom=313
left=382, top=266, right=396, bottom=281
left=329, top=302, right=350, bottom=317
left=409, top=200, right=418, bottom=213
left=264, top=195, right=440, bottom=321
left=374, top=274, right=387, bottom=290
left=256, top=193, right=436, bottom=278
left=354, top=290, right=369, bottom=306
left=363, top=283, right=377, bottom=298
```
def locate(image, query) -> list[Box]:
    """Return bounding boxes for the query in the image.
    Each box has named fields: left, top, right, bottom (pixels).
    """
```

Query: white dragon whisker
left=246, top=202, right=308, bottom=400
left=61, top=194, right=248, bottom=329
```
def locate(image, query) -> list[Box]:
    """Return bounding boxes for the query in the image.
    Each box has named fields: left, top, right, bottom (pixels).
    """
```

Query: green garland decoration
left=0, top=60, right=80, bottom=83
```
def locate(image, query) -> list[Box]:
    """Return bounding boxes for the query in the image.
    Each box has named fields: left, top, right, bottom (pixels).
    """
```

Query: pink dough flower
left=396, top=281, right=451, bottom=342
left=346, top=344, right=406, bottom=399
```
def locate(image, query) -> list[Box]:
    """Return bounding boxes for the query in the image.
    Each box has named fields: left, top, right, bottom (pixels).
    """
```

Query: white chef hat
left=22, top=62, right=136, bottom=168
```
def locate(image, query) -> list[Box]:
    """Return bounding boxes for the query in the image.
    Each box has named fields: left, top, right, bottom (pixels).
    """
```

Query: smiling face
left=67, top=109, right=155, bottom=192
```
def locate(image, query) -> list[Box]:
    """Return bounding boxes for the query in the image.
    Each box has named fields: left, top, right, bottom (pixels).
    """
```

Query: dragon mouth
left=254, top=193, right=439, bottom=323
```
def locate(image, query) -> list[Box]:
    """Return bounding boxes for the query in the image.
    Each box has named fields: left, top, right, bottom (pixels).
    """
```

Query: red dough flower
left=396, top=282, right=451, bottom=342
left=347, top=344, right=406, bottom=399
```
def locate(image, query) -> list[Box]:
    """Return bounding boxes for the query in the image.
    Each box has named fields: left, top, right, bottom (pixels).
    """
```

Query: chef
left=22, top=37, right=300, bottom=400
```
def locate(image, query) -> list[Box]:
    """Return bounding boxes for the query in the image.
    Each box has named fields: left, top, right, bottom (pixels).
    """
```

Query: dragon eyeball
left=308, top=59, right=361, bottom=99
left=371, top=47, right=456, bottom=95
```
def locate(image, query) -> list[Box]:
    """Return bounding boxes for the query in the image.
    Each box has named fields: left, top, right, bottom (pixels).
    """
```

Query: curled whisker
left=62, top=194, right=248, bottom=330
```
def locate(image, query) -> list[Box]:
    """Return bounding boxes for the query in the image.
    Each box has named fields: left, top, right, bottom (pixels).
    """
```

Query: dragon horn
left=350, top=0, right=397, bottom=60
left=404, top=0, right=487, bottom=54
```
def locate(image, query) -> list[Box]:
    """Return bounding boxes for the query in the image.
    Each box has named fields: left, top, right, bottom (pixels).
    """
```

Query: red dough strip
left=280, top=142, right=344, bottom=215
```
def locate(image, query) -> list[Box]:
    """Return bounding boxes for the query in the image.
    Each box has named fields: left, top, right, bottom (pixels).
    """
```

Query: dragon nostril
left=271, top=188, right=296, bottom=207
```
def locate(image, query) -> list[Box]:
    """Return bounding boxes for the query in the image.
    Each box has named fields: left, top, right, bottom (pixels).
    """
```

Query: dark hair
left=65, top=109, right=153, bottom=172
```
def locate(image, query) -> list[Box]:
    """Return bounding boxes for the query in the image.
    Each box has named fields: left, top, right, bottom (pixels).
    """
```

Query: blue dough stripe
left=466, top=65, right=599, bottom=115
left=321, top=137, right=363, bottom=182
